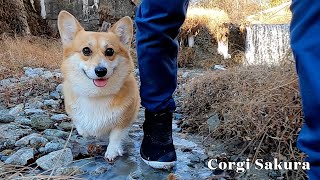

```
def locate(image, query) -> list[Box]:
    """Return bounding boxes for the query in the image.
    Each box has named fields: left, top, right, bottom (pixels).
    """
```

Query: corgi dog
left=57, top=10, right=140, bottom=161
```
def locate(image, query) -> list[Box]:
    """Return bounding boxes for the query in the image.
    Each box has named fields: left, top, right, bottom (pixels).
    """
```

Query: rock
left=207, top=115, right=220, bottom=131
left=0, top=139, right=15, bottom=151
left=44, top=99, right=59, bottom=107
left=213, top=65, right=226, bottom=71
left=50, top=91, right=60, bottom=99
left=174, top=113, right=183, bottom=120
left=90, top=166, right=108, bottom=176
left=0, top=124, right=32, bottom=140
left=36, top=148, right=73, bottom=170
left=56, top=84, right=63, bottom=93
left=24, top=67, right=44, bottom=78
left=30, top=115, right=54, bottom=130
left=51, top=114, right=68, bottom=121
left=0, top=78, right=18, bottom=87
left=0, top=114, right=15, bottom=123
left=55, top=166, right=85, bottom=176
left=41, top=71, right=54, bottom=79
left=58, top=122, right=73, bottom=131
left=15, top=133, right=48, bottom=148
left=40, top=139, right=66, bottom=153
left=182, top=72, right=189, bottom=78
left=15, top=117, right=31, bottom=125
left=5, top=148, right=34, bottom=166
left=8, top=104, right=24, bottom=116
left=25, top=100, right=44, bottom=109
left=25, top=108, right=45, bottom=115
left=43, top=129, right=69, bottom=139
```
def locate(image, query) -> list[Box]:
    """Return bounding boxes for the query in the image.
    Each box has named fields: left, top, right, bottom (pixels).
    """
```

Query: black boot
left=140, top=110, right=176, bottom=169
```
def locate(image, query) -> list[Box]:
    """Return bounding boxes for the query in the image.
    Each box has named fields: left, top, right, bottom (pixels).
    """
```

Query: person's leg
left=135, top=0, right=189, bottom=169
left=290, top=1, right=320, bottom=179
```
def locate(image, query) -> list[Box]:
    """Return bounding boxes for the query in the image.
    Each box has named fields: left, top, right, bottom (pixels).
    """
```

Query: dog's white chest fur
left=70, top=96, right=122, bottom=137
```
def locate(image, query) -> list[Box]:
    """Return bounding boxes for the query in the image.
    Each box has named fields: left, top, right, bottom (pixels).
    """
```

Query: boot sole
left=141, top=158, right=176, bottom=169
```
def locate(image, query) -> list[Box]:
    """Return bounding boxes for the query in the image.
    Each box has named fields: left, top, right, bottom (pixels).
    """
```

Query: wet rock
left=25, top=108, right=45, bottom=115
left=30, top=115, right=54, bottom=130
left=15, top=133, right=48, bottom=148
left=207, top=115, right=220, bottom=131
left=8, top=104, right=24, bottom=115
left=43, top=129, right=69, bottom=139
left=36, top=148, right=73, bottom=170
left=5, top=148, right=34, bottom=166
left=15, top=117, right=31, bottom=125
left=90, top=166, right=108, bottom=176
left=55, top=166, right=85, bottom=176
left=51, top=114, right=68, bottom=121
left=0, top=114, right=15, bottom=123
left=44, top=99, right=59, bottom=107
left=58, top=122, right=73, bottom=131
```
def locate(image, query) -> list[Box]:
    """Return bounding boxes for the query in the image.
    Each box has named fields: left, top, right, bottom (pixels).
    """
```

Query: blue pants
left=135, top=0, right=189, bottom=112
left=290, top=0, right=320, bottom=179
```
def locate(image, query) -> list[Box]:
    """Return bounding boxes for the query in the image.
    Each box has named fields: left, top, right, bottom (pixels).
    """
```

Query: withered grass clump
left=181, top=8, right=230, bottom=41
left=181, top=63, right=304, bottom=168
left=0, top=36, right=62, bottom=79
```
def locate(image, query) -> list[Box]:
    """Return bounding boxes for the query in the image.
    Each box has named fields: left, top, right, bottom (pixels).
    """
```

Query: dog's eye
left=82, top=47, right=92, bottom=56
left=105, top=48, right=114, bottom=56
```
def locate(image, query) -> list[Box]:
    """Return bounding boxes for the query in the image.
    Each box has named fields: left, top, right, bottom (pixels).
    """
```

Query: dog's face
left=58, top=11, right=134, bottom=97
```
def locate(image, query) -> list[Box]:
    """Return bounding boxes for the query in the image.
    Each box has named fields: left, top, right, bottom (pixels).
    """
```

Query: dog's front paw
left=104, top=144, right=123, bottom=162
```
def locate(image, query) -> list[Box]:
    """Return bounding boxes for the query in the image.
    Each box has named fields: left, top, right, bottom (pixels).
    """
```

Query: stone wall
left=0, top=0, right=136, bottom=36
left=42, top=0, right=136, bottom=36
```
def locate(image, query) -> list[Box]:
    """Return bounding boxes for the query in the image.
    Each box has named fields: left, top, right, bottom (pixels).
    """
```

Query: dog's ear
left=58, top=10, right=83, bottom=46
left=109, top=16, right=133, bottom=49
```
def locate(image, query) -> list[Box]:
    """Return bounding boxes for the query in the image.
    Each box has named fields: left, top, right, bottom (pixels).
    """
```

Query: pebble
left=8, top=104, right=24, bottom=115
left=41, top=71, right=54, bottom=79
left=36, top=148, right=73, bottom=170
left=50, top=91, right=60, bottom=99
left=43, top=129, right=70, bottom=139
left=55, top=84, right=63, bottom=93
left=0, top=114, right=15, bottom=123
left=30, top=114, right=54, bottom=130
left=44, top=99, right=59, bottom=107
left=15, top=117, right=32, bottom=125
left=207, top=114, right=220, bottom=131
left=40, top=139, right=66, bottom=153
left=51, top=114, right=68, bottom=121
left=15, top=133, right=48, bottom=148
left=58, top=122, right=73, bottom=131
left=5, top=148, right=34, bottom=166
left=90, top=166, right=109, bottom=176
left=55, top=166, right=85, bottom=176
left=25, top=108, right=45, bottom=115
left=25, top=100, right=44, bottom=109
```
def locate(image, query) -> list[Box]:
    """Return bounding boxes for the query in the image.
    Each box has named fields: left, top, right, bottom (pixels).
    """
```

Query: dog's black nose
left=95, top=67, right=108, bottom=77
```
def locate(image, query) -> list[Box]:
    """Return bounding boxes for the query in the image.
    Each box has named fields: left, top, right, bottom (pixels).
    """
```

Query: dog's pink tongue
left=93, top=79, right=107, bottom=87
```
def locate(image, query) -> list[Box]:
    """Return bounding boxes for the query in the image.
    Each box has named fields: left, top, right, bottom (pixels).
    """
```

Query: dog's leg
left=104, top=128, right=127, bottom=162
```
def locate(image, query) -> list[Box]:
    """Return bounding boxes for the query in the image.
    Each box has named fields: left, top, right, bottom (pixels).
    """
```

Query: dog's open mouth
left=93, top=79, right=108, bottom=87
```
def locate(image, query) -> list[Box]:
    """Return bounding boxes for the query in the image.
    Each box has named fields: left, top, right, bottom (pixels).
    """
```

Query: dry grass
left=193, top=0, right=261, bottom=25
left=0, top=35, right=62, bottom=79
left=181, top=8, right=230, bottom=41
left=181, top=62, right=305, bottom=178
